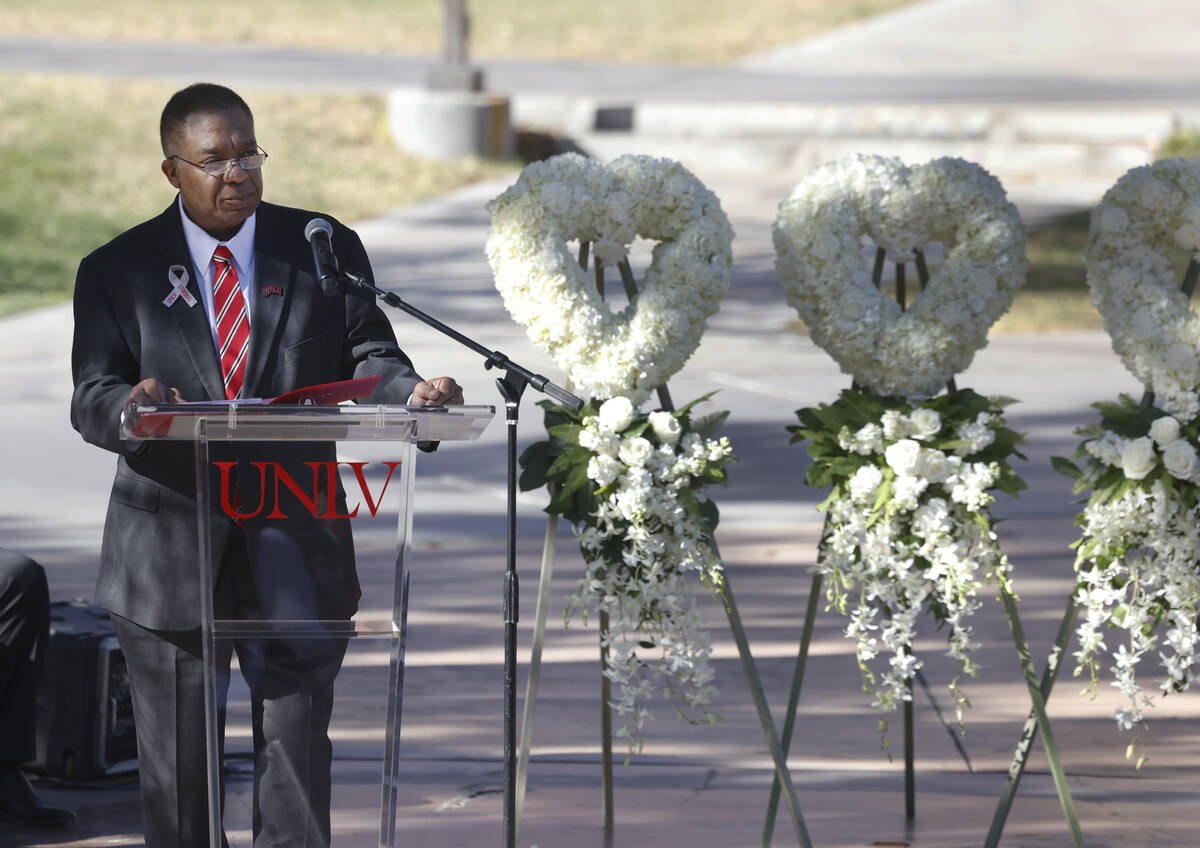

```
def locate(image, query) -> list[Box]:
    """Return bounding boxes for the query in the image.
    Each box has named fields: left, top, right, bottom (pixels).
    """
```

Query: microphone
left=304, top=218, right=341, bottom=297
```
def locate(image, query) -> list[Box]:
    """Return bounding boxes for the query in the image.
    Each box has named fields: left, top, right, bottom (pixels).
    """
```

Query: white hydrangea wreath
left=486, top=153, right=734, bottom=405
left=1084, top=158, right=1200, bottom=419
left=773, top=154, right=1027, bottom=400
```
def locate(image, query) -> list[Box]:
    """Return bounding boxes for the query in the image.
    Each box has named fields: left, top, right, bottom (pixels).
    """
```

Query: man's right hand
left=126, top=378, right=185, bottom=406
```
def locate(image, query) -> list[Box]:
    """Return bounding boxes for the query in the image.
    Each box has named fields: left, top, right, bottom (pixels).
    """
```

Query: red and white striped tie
left=211, top=245, right=249, bottom=399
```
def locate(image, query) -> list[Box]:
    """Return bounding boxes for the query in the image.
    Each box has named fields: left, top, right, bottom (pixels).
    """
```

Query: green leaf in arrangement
left=806, top=441, right=838, bottom=460
left=544, top=483, right=575, bottom=517
left=866, top=475, right=894, bottom=527
left=794, top=408, right=827, bottom=431
left=518, top=440, right=558, bottom=490
left=806, top=463, right=834, bottom=490
left=994, top=470, right=1028, bottom=497
left=546, top=444, right=590, bottom=479
left=693, top=409, right=731, bottom=438
left=674, top=390, right=719, bottom=417
left=1091, top=399, right=1133, bottom=420
left=805, top=403, right=847, bottom=434
left=1051, top=455, right=1083, bottom=480
left=827, top=456, right=867, bottom=477
left=699, top=497, right=720, bottom=534
left=547, top=422, right=585, bottom=444
left=677, top=486, right=702, bottom=518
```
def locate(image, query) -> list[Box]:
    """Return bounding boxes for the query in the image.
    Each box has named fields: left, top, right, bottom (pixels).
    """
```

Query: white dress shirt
left=177, top=195, right=257, bottom=353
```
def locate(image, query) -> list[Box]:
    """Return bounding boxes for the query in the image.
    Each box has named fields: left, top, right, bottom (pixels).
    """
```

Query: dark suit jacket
left=70, top=200, right=422, bottom=631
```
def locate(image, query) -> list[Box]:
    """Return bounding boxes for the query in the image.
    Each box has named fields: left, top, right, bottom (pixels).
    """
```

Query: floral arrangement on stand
left=1057, top=158, right=1200, bottom=766
left=519, top=395, right=735, bottom=752
left=486, top=152, right=736, bottom=753
left=774, top=153, right=1029, bottom=744
left=790, top=389, right=1025, bottom=739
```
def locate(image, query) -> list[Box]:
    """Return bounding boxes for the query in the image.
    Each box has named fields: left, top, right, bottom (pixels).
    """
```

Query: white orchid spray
left=791, top=389, right=1026, bottom=748
left=1057, top=396, right=1200, bottom=766
left=521, top=395, right=735, bottom=754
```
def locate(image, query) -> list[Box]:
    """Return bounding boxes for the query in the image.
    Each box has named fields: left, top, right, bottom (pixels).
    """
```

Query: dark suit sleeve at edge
left=70, top=252, right=142, bottom=456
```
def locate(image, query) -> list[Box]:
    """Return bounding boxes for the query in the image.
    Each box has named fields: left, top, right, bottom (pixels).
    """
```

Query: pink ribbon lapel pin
left=163, top=265, right=197, bottom=308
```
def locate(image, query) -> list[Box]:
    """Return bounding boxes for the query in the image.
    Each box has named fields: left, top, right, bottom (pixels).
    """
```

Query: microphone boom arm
left=340, top=270, right=583, bottom=411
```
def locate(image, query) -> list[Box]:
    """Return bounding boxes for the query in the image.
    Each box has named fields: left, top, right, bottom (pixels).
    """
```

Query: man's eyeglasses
left=170, top=148, right=268, bottom=178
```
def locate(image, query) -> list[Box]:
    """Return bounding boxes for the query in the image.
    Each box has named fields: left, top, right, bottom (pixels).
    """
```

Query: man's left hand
left=409, top=377, right=464, bottom=406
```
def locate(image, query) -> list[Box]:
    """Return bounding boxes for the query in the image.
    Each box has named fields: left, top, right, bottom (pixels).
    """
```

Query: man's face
left=161, top=108, right=263, bottom=241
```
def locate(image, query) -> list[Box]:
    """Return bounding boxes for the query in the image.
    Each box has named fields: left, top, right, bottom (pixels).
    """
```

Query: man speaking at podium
left=70, top=83, right=462, bottom=847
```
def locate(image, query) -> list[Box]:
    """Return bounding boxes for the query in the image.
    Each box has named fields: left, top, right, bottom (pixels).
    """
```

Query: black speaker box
left=33, top=600, right=137, bottom=779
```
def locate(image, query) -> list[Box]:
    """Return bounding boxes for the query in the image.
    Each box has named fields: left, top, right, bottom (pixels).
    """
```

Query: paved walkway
left=4, top=0, right=1200, bottom=103
left=742, top=0, right=1200, bottom=83
left=4, top=2, right=1200, bottom=846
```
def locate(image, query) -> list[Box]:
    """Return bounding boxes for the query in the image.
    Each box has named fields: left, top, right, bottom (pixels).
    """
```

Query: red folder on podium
left=268, top=376, right=381, bottom=405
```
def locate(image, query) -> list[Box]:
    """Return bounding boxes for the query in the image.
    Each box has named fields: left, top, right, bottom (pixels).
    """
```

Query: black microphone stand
left=338, top=269, right=582, bottom=848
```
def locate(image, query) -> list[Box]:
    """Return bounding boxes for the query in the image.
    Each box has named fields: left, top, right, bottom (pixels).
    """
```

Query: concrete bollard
left=387, top=88, right=514, bottom=161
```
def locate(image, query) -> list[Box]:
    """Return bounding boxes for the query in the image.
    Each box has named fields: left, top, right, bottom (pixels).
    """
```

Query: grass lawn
left=996, top=210, right=1099, bottom=333
left=991, top=138, right=1200, bottom=332
left=0, top=74, right=514, bottom=316
left=0, top=0, right=915, bottom=65
left=998, top=197, right=1197, bottom=333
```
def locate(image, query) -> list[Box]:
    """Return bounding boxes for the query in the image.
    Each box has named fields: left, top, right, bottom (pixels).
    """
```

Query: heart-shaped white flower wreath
left=773, top=154, right=1027, bottom=400
left=486, top=153, right=734, bottom=405
left=1085, top=158, right=1200, bottom=419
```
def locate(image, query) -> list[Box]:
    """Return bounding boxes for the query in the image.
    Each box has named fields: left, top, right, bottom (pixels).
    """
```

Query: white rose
left=884, top=439, right=923, bottom=477
left=909, top=408, right=942, bottom=440
left=597, top=397, right=635, bottom=432
left=919, top=449, right=954, bottom=483
left=1162, top=439, right=1199, bottom=480
left=1149, top=416, right=1181, bottom=447
left=648, top=411, right=682, bottom=445
left=618, top=436, right=653, bottom=467
left=1120, top=437, right=1157, bottom=480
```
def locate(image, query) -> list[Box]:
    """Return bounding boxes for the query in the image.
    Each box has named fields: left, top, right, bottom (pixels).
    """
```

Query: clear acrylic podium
left=122, top=402, right=494, bottom=848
